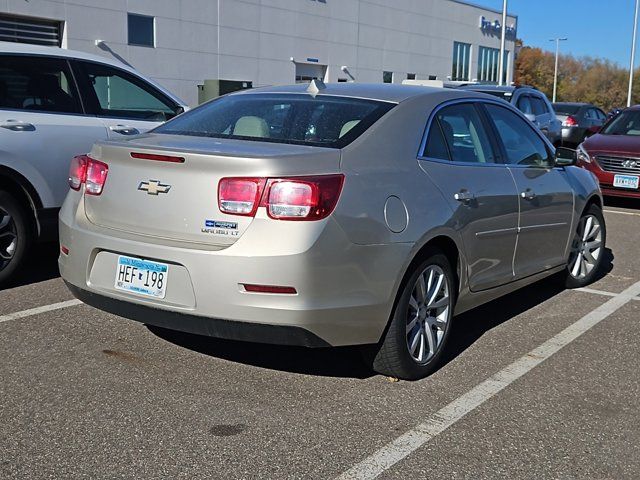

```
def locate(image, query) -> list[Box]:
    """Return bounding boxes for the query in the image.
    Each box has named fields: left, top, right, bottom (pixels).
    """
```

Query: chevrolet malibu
left=59, top=83, right=606, bottom=380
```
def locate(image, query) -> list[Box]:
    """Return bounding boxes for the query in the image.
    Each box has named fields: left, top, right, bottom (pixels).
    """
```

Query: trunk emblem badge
left=138, top=180, right=171, bottom=195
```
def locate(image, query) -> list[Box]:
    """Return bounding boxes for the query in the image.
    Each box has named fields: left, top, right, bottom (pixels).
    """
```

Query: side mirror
left=174, top=106, right=186, bottom=116
left=524, top=113, right=537, bottom=122
left=555, top=147, right=576, bottom=167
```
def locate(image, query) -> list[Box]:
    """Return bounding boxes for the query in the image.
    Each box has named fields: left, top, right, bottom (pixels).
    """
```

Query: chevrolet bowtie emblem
left=138, top=180, right=171, bottom=195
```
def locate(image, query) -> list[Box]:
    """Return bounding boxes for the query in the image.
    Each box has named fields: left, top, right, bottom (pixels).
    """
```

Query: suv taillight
left=218, top=175, right=344, bottom=221
left=68, top=155, right=109, bottom=195
left=563, top=115, right=578, bottom=127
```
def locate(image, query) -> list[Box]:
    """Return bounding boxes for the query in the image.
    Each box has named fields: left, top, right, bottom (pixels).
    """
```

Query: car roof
left=457, top=84, right=518, bottom=93
left=553, top=102, right=591, bottom=107
left=0, top=41, right=187, bottom=106
left=233, top=82, right=487, bottom=104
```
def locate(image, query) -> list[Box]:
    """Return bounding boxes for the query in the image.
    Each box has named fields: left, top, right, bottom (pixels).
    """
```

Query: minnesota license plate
left=613, top=174, right=639, bottom=189
left=114, top=255, right=168, bottom=298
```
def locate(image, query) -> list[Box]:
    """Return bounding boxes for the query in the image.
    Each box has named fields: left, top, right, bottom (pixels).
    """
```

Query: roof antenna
left=307, top=79, right=326, bottom=97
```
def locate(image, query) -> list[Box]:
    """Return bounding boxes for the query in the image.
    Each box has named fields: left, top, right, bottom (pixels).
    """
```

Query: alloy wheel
left=406, top=265, right=451, bottom=364
left=0, top=207, right=17, bottom=271
left=569, top=214, right=602, bottom=280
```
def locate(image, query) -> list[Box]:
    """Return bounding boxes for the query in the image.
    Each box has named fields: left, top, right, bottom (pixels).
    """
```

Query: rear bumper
left=58, top=194, right=411, bottom=347
left=66, top=281, right=330, bottom=347
left=561, top=127, right=586, bottom=145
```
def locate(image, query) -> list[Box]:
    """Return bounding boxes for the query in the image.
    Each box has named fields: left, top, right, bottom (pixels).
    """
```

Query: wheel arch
left=0, top=166, right=43, bottom=235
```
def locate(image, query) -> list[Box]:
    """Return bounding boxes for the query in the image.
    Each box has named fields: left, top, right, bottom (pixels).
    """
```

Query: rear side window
left=516, top=95, right=533, bottom=115
left=426, top=103, right=496, bottom=164
left=485, top=104, right=551, bottom=167
left=73, top=61, right=177, bottom=121
left=154, top=93, right=395, bottom=148
left=0, top=54, right=81, bottom=114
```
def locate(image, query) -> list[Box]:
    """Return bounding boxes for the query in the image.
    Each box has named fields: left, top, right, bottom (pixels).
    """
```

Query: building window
left=0, top=13, right=62, bottom=47
left=452, top=41, right=471, bottom=81
left=407, top=73, right=416, bottom=80
left=383, top=71, right=393, bottom=83
left=128, top=13, right=154, bottom=47
left=478, top=46, right=509, bottom=84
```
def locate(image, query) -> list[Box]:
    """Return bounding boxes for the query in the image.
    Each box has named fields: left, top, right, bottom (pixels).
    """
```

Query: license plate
left=613, top=174, right=639, bottom=189
left=114, top=255, right=168, bottom=298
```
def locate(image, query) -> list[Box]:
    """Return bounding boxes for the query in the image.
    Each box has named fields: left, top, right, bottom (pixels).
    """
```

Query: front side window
left=154, top=93, right=395, bottom=148
left=74, top=61, right=177, bottom=121
left=530, top=96, right=548, bottom=115
left=0, top=55, right=81, bottom=114
left=485, top=104, right=551, bottom=167
left=425, top=103, right=496, bottom=164
left=452, top=42, right=471, bottom=81
left=128, top=13, right=154, bottom=47
left=516, top=95, right=533, bottom=115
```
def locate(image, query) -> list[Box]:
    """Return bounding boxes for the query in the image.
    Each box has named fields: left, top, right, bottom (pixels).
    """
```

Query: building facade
left=0, top=0, right=517, bottom=106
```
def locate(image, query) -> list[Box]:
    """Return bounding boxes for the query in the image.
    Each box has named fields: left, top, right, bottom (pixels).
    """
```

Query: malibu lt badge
left=138, top=180, right=171, bottom=195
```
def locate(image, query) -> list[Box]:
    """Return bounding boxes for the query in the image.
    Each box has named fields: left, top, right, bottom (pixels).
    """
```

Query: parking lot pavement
left=1, top=201, right=639, bottom=479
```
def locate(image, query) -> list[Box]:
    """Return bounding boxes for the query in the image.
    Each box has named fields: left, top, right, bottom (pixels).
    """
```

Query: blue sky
left=477, top=0, right=637, bottom=67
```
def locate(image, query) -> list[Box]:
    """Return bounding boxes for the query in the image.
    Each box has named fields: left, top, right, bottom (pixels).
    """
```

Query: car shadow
left=147, top=247, right=614, bottom=381
left=1, top=242, right=60, bottom=291
left=604, top=196, right=640, bottom=210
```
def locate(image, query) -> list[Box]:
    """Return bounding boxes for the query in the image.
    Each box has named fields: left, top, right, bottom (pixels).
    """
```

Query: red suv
left=578, top=106, right=640, bottom=198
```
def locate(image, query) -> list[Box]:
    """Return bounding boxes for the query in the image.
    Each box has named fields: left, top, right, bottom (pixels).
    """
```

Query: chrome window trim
left=417, top=96, right=555, bottom=169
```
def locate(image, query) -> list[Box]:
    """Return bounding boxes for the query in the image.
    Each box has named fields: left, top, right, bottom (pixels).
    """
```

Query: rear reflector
left=218, top=178, right=265, bottom=216
left=68, top=155, right=88, bottom=190
left=85, top=159, right=109, bottom=195
left=130, top=152, right=185, bottom=163
left=242, top=284, right=297, bottom=294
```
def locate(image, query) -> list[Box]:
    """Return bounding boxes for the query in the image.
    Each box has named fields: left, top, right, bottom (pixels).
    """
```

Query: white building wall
left=1, top=0, right=517, bottom=106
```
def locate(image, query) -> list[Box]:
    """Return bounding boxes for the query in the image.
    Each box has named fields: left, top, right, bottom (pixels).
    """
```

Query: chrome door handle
left=521, top=189, right=536, bottom=200
left=1, top=121, right=35, bottom=132
left=109, top=125, right=140, bottom=135
left=454, top=190, right=475, bottom=202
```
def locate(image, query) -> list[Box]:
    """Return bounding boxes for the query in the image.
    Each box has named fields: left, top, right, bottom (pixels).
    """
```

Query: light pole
left=628, top=0, right=640, bottom=107
left=550, top=37, right=567, bottom=103
left=498, top=0, right=508, bottom=86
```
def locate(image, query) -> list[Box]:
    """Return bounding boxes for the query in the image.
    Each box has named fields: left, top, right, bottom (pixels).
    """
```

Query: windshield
left=153, top=93, right=395, bottom=148
left=601, top=110, right=640, bottom=135
left=553, top=104, right=581, bottom=115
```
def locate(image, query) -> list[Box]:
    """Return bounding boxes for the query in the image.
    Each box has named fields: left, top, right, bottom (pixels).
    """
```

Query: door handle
left=1, top=121, right=35, bottom=132
left=521, top=189, right=536, bottom=200
left=109, top=125, right=140, bottom=135
left=454, top=190, right=475, bottom=203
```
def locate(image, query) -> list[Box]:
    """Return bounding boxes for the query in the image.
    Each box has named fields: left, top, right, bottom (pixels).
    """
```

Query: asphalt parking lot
left=1, top=199, right=639, bottom=480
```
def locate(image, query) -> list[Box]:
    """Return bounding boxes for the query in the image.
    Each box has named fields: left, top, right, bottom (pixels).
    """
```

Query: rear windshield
left=553, top=104, right=581, bottom=115
left=153, top=93, right=395, bottom=148
left=601, top=110, right=640, bottom=135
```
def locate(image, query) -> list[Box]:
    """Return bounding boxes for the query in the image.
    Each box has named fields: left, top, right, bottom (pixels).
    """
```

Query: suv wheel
left=0, top=191, right=30, bottom=286
left=369, top=248, right=455, bottom=380
left=563, top=204, right=606, bottom=289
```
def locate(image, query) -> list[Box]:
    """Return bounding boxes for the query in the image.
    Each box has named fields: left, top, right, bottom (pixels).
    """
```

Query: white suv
left=0, top=42, right=187, bottom=285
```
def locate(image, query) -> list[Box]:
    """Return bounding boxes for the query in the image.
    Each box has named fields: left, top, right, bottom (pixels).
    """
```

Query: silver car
left=59, top=83, right=606, bottom=380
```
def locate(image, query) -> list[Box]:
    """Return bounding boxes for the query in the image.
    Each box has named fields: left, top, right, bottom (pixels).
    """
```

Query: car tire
left=0, top=191, right=31, bottom=287
left=368, top=248, right=456, bottom=380
left=563, top=204, right=606, bottom=289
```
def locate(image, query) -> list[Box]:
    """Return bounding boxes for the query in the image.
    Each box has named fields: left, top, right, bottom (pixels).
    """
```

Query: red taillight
left=563, top=115, right=578, bottom=127
left=217, top=174, right=344, bottom=221
left=68, top=155, right=88, bottom=190
left=85, top=159, right=109, bottom=195
left=218, top=177, right=265, bottom=216
left=242, top=284, right=297, bottom=294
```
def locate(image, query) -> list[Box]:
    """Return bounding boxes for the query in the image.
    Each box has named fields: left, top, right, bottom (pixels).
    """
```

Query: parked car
left=457, top=84, right=562, bottom=146
left=0, top=42, right=187, bottom=285
left=607, top=107, right=624, bottom=121
left=59, top=83, right=605, bottom=380
left=578, top=106, right=640, bottom=198
left=552, top=102, right=606, bottom=147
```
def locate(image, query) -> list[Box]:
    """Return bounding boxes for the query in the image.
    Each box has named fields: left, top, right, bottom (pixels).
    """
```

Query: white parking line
left=603, top=209, right=640, bottom=217
left=336, top=280, right=640, bottom=480
left=0, top=299, right=82, bottom=324
left=576, top=286, right=640, bottom=300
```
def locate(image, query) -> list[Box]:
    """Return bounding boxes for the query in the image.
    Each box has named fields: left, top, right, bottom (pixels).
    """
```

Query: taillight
left=265, top=175, right=344, bottom=220
left=218, top=174, right=344, bottom=221
left=563, top=115, right=578, bottom=127
left=68, top=155, right=88, bottom=190
left=85, top=159, right=109, bottom=195
left=218, top=177, right=265, bottom=216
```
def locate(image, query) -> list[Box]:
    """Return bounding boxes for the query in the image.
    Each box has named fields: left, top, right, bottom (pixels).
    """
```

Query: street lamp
left=498, top=0, right=508, bottom=86
left=628, top=0, right=640, bottom=107
left=549, top=37, right=568, bottom=103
